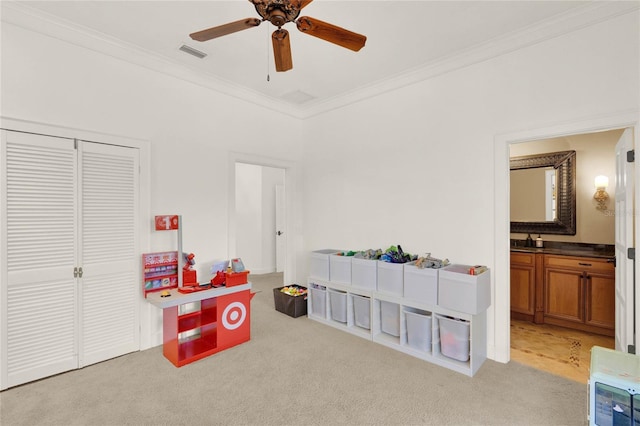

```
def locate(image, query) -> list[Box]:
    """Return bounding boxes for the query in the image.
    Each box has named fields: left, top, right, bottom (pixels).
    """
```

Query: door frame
left=227, top=152, right=299, bottom=286
left=492, top=110, right=639, bottom=363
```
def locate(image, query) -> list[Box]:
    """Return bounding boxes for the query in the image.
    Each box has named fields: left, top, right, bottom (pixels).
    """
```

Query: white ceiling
left=4, top=1, right=621, bottom=116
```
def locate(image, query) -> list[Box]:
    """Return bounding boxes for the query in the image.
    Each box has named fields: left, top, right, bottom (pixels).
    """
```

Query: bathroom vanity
left=510, top=241, right=615, bottom=337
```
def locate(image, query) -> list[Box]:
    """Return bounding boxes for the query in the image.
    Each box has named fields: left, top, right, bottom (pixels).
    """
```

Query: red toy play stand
left=145, top=215, right=254, bottom=366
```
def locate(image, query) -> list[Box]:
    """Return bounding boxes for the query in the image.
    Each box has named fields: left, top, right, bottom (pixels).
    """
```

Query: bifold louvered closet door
left=1, top=130, right=140, bottom=390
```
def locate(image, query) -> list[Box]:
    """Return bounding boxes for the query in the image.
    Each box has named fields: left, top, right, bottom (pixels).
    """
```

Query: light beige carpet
left=1, top=273, right=589, bottom=425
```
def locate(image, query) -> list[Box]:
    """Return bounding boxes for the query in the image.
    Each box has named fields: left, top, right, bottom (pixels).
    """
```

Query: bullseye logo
left=222, top=301, right=247, bottom=330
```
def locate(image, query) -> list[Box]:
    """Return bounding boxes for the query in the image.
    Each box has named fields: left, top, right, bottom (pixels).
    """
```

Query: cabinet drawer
left=544, top=255, right=614, bottom=273
left=510, top=252, right=535, bottom=266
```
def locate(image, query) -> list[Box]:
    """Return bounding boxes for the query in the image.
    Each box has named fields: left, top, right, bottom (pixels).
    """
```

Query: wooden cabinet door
left=510, top=264, right=535, bottom=316
left=510, top=252, right=536, bottom=319
left=544, top=268, right=584, bottom=324
left=585, top=272, right=615, bottom=330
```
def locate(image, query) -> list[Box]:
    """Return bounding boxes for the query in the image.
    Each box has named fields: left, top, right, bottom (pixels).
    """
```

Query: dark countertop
left=510, top=240, right=615, bottom=259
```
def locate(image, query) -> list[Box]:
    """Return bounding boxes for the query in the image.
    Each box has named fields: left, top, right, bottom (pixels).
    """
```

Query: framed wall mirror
left=510, top=150, right=576, bottom=235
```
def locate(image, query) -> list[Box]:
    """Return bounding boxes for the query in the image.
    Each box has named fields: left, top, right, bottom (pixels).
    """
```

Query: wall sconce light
left=594, top=175, right=609, bottom=211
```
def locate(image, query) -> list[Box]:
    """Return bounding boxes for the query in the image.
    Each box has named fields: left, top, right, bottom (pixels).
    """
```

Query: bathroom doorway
left=508, top=129, right=623, bottom=381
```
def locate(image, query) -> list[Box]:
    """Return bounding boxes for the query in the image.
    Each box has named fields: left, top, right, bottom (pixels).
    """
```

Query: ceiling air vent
left=281, top=90, right=316, bottom=104
left=179, top=44, right=207, bottom=59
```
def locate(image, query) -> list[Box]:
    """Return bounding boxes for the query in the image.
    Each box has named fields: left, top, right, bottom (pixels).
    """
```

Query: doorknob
left=276, top=231, right=283, bottom=236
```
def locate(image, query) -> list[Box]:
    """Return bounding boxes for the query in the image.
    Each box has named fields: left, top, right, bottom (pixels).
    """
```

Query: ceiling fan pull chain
left=266, top=23, right=270, bottom=82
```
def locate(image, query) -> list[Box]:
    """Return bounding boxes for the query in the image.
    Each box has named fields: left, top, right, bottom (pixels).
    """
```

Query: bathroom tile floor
left=510, top=319, right=615, bottom=384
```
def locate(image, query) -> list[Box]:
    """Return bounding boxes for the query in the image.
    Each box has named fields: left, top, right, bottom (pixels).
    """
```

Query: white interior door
left=1, top=130, right=79, bottom=389
left=78, top=141, right=139, bottom=367
left=275, top=184, right=286, bottom=273
left=614, top=127, right=635, bottom=352
left=1, top=130, right=140, bottom=390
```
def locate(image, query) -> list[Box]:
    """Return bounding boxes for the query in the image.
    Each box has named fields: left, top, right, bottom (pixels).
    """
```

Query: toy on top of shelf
left=380, top=245, right=416, bottom=264
left=414, top=253, right=450, bottom=269
left=183, top=253, right=195, bottom=270
left=211, top=270, right=226, bottom=287
left=231, top=258, right=245, bottom=272
left=182, top=252, right=198, bottom=286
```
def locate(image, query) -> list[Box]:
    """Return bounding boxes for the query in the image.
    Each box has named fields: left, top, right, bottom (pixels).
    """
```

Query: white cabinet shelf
left=307, top=276, right=487, bottom=377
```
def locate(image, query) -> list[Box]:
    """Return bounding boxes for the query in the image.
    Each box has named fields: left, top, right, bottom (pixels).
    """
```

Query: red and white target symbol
left=222, top=301, right=247, bottom=330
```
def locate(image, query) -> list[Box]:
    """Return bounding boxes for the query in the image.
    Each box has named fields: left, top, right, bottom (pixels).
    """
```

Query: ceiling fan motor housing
left=251, top=0, right=301, bottom=27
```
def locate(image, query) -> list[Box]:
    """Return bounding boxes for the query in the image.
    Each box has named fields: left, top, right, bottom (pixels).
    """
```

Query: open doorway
left=508, top=129, right=626, bottom=382
left=234, top=163, right=286, bottom=275
left=493, top=112, right=639, bottom=368
left=227, top=152, right=299, bottom=288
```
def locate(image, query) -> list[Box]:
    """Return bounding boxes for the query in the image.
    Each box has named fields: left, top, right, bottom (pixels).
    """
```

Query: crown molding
left=2, top=1, right=638, bottom=120
left=296, top=1, right=640, bottom=118
left=1, top=1, right=303, bottom=119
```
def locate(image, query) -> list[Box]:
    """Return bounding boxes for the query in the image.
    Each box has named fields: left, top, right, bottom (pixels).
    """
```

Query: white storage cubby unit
left=307, top=279, right=373, bottom=341
left=307, top=254, right=489, bottom=377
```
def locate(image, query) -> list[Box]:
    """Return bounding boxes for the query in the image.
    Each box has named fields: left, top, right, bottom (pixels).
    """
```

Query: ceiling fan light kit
left=189, top=0, right=367, bottom=72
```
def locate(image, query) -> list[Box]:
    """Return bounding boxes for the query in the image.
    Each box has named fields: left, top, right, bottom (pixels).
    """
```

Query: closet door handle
left=78, top=267, right=83, bottom=278
left=74, top=267, right=79, bottom=278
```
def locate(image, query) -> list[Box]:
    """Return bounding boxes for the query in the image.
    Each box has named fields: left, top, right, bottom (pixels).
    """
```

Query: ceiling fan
left=189, top=0, right=367, bottom=72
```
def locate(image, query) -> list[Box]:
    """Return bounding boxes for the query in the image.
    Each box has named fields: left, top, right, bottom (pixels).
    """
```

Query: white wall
left=301, top=11, right=639, bottom=361
left=1, top=20, right=304, bottom=347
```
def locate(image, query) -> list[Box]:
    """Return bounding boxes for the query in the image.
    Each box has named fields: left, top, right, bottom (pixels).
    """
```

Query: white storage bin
left=403, top=262, right=438, bottom=305
left=438, top=264, right=491, bottom=314
left=309, top=249, right=340, bottom=280
left=310, top=284, right=326, bottom=318
left=329, top=254, right=352, bottom=285
left=377, top=261, right=404, bottom=296
left=351, top=258, right=377, bottom=290
left=437, top=315, right=470, bottom=362
left=380, top=300, right=400, bottom=336
left=405, top=309, right=432, bottom=352
left=352, top=294, right=371, bottom=330
left=329, top=289, right=347, bottom=323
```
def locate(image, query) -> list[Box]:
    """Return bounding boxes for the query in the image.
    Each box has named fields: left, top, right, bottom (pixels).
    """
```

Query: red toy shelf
left=147, top=284, right=254, bottom=367
left=177, top=298, right=217, bottom=333
left=178, top=329, right=218, bottom=363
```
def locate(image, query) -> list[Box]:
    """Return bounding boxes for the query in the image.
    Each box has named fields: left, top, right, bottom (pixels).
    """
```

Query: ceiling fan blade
left=296, top=16, right=366, bottom=52
left=272, top=29, right=293, bottom=72
left=190, top=18, right=262, bottom=42
left=297, top=0, right=314, bottom=9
